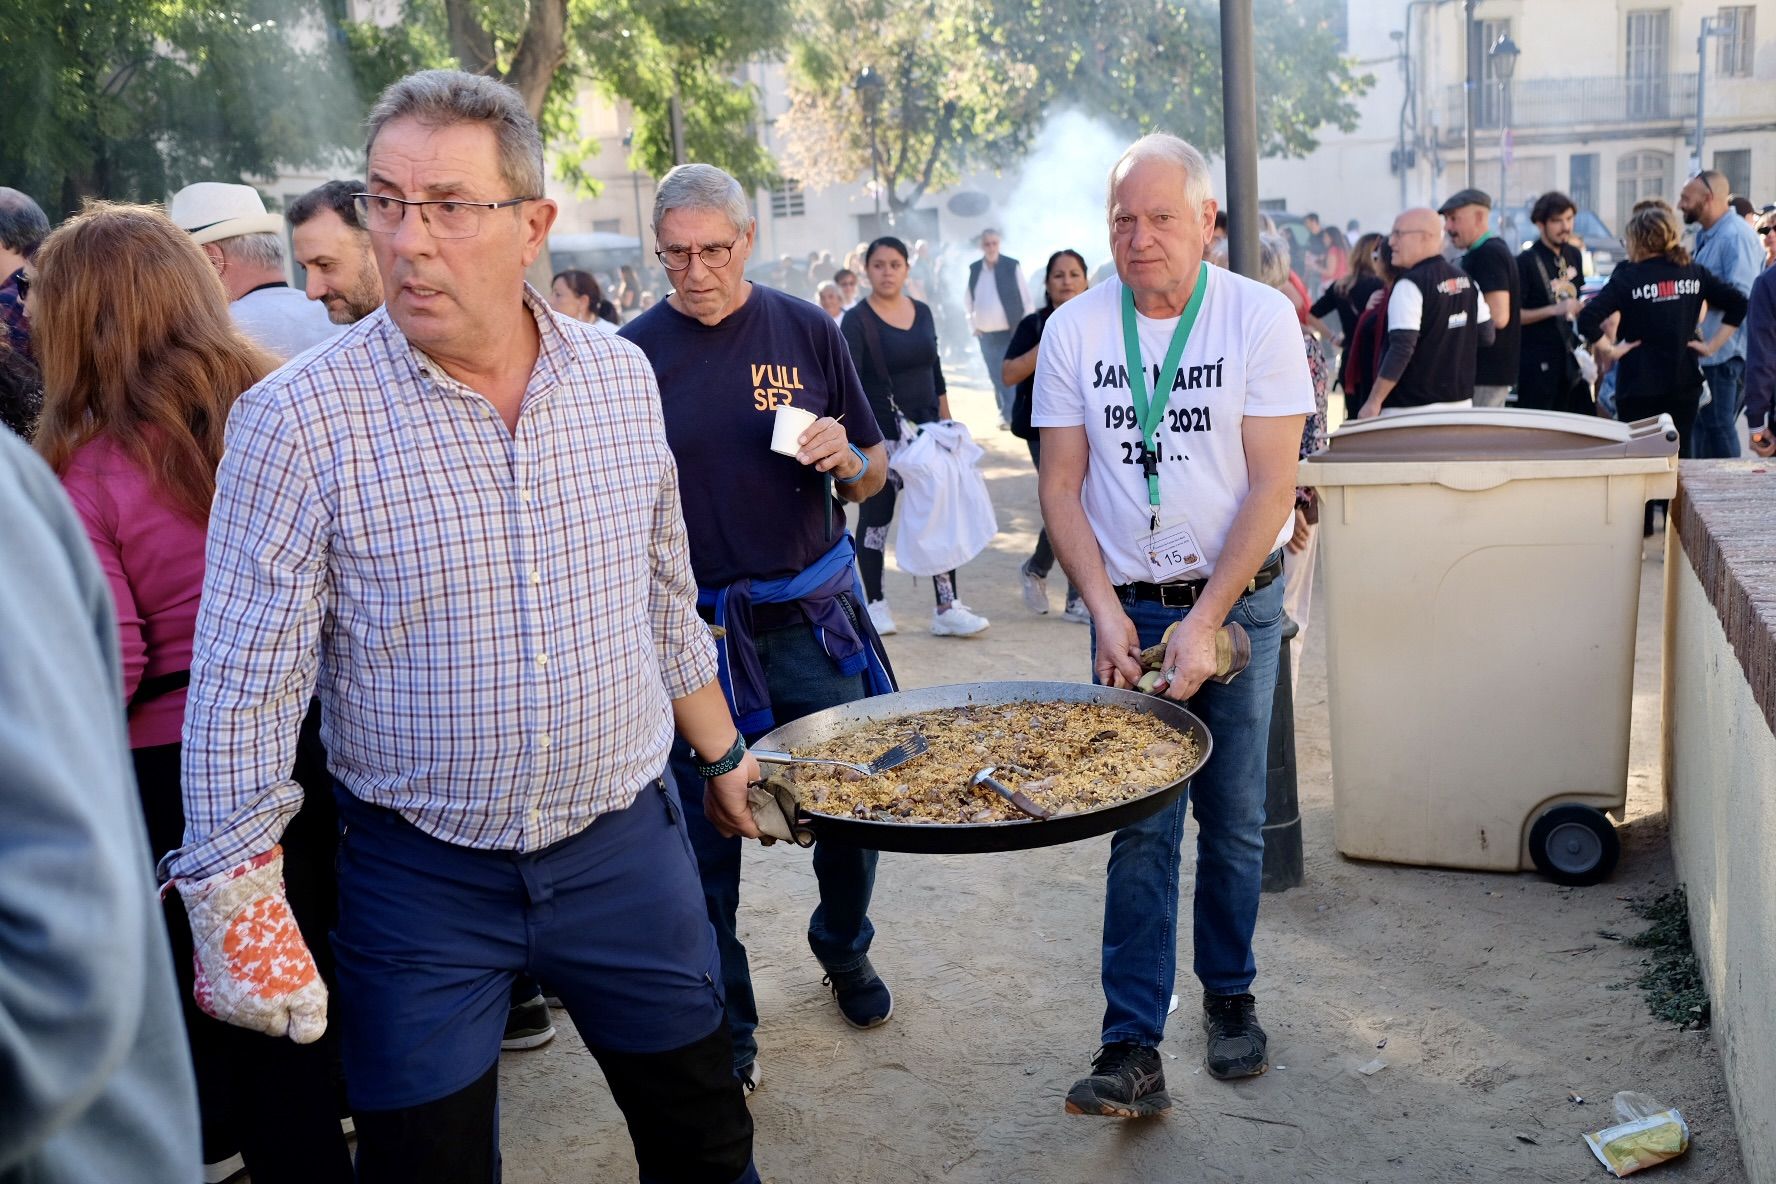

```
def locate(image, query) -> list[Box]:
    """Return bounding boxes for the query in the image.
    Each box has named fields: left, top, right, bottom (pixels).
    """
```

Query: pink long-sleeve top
left=59, top=435, right=207, bottom=749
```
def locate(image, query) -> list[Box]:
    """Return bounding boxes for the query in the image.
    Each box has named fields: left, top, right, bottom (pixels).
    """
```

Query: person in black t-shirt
left=1440, top=187, right=1521, bottom=407
left=1515, top=191, right=1593, bottom=415
left=1002, top=249, right=1088, bottom=622
left=620, top=164, right=896, bottom=1091
left=1578, top=205, right=1747, bottom=453
left=841, top=236, right=990, bottom=638
left=1308, top=231, right=1385, bottom=344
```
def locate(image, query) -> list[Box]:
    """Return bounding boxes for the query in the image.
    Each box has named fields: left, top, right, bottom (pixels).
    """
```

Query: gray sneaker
left=1020, top=561, right=1050, bottom=614
left=1061, top=598, right=1091, bottom=625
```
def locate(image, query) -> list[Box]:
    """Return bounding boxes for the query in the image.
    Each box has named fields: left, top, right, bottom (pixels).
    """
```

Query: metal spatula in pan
left=752, top=732, right=928, bottom=777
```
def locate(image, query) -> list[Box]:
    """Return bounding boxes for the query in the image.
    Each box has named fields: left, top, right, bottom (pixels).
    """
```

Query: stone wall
left=1665, top=462, right=1776, bottom=1184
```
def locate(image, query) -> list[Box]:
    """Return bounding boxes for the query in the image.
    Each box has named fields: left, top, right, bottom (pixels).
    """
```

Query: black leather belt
left=1115, top=549, right=1284, bottom=611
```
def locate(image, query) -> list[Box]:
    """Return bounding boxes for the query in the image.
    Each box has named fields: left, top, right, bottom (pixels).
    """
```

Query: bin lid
left=1301, top=408, right=1680, bottom=489
left=1309, top=408, right=1679, bottom=462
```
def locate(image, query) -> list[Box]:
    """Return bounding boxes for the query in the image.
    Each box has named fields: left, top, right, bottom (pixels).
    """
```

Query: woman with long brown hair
left=1310, top=230, right=1385, bottom=344
left=1578, top=205, right=1747, bottom=452
left=32, top=202, right=353, bottom=1184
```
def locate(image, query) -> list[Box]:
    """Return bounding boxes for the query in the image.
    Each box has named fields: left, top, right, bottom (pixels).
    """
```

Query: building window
left=1570, top=154, right=1599, bottom=215
left=1716, top=6, right=1755, bottom=77
left=1714, top=148, right=1751, bottom=197
left=770, top=179, right=805, bottom=219
left=593, top=218, right=623, bottom=234
left=1625, top=9, right=1671, bottom=120
left=1617, top=151, right=1672, bottom=228
left=1478, top=18, right=1511, bottom=130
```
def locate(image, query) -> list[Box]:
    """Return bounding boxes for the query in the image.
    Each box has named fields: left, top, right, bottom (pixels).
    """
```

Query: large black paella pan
left=749, top=681, right=1212, bottom=854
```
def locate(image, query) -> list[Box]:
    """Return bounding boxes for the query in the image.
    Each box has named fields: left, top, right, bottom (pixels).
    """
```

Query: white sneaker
left=867, top=598, right=898, bottom=636
left=1061, top=599, right=1091, bottom=625
left=1020, top=561, right=1050, bottom=614
left=931, top=603, right=990, bottom=636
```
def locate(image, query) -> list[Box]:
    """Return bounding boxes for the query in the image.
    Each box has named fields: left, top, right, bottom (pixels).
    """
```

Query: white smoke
left=995, top=110, right=1128, bottom=287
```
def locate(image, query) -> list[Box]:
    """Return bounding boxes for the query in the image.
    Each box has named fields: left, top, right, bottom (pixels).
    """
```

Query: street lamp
left=1696, top=16, right=1730, bottom=174
left=1489, top=33, right=1519, bottom=225
left=622, top=128, right=646, bottom=278
left=852, top=66, right=886, bottom=231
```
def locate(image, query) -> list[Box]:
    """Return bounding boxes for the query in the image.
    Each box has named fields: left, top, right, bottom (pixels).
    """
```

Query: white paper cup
left=769, top=405, right=818, bottom=457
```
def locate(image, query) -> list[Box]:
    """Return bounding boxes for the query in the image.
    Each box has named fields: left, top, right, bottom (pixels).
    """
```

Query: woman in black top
left=1309, top=231, right=1385, bottom=343
left=1002, top=249, right=1088, bottom=621
left=1578, top=205, right=1748, bottom=452
left=841, top=237, right=987, bottom=638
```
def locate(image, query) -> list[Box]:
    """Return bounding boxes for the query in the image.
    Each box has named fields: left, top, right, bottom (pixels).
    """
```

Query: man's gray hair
left=365, top=69, right=544, bottom=199
left=1255, top=232, right=1293, bottom=291
left=217, top=231, right=286, bottom=271
left=1106, top=134, right=1215, bottom=220
left=651, top=164, right=752, bottom=239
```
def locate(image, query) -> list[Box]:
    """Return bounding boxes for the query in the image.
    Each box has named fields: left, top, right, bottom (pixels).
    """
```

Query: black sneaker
left=1064, top=1042, right=1171, bottom=1117
left=1202, top=992, right=1268, bottom=1079
left=822, top=957, right=893, bottom=1029
left=501, top=994, right=556, bottom=1051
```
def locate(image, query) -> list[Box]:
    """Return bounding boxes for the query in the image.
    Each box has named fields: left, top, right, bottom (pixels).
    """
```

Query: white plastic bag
left=886, top=420, right=997, bottom=576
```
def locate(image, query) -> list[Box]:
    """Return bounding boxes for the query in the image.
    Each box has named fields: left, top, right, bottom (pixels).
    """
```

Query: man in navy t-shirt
left=620, top=164, right=893, bottom=1092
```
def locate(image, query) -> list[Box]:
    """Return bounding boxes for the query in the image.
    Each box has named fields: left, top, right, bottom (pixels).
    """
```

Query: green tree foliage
left=337, top=0, right=789, bottom=194
left=779, top=0, right=1371, bottom=210
left=0, top=0, right=361, bottom=218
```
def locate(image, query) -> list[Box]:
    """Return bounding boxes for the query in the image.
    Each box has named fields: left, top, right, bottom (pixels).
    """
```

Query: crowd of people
left=3, top=60, right=1774, bottom=1184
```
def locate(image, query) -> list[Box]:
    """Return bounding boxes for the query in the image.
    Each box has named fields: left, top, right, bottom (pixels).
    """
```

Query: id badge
left=1138, top=517, right=1208, bottom=583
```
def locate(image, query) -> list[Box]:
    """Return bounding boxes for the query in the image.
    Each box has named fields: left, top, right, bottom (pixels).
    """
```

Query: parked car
left=1496, top=208, right=1621, bottom=277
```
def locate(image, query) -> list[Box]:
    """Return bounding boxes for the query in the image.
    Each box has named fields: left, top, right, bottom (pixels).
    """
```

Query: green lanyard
left=1120, top=262, right=1208, bottom=528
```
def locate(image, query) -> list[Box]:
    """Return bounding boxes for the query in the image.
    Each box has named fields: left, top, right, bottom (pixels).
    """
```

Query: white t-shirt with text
left=1031, top=266, right=1315, bottom=585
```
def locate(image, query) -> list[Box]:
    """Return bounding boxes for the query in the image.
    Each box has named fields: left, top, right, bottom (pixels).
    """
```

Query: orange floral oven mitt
left=174, top=845, right=328, bottom=1043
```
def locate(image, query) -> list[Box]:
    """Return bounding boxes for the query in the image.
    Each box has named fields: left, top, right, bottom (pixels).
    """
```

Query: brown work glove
left=748, top=777, right=815, bottom=847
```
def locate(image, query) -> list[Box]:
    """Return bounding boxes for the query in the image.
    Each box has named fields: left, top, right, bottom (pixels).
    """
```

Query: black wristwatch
left=695, top=732, right=748, bottom=779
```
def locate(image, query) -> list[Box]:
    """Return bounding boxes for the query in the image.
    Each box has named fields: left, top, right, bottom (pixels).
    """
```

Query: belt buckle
left=1159, top=583, right=1195, bottom=609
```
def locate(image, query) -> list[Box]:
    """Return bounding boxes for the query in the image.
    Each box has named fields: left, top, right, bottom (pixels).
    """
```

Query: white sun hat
left=167, top=182, right=286, bottom=246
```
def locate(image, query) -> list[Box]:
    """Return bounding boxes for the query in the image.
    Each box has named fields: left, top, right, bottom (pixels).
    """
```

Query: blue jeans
left=1692, top=357, right=1746, bottom=459
left=977, top=328, right=1016, bottom=423
left=1091, top=575, right=1285, bottom=1047
left=667, top=617, right=878, bottom=1072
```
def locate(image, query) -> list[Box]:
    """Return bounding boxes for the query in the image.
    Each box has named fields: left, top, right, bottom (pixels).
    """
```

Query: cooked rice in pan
left=783, top=702, right=1198, bottom=823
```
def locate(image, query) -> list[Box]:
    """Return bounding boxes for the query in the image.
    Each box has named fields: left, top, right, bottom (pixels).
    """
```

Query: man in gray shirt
left=0, top=430, right=200, bottom=1184
left=1680, top=169, right=1764, bottom=457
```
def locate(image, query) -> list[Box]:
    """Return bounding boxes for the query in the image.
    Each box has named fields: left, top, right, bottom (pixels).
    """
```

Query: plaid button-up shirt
left=167, top=289, right=716, bottom=879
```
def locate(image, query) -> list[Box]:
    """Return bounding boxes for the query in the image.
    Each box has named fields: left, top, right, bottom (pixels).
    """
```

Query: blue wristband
left=833, top=444, right=870, bottom=485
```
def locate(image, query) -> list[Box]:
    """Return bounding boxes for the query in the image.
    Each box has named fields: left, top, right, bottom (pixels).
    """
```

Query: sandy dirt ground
left=498, top=373, right=1747, bottom=1183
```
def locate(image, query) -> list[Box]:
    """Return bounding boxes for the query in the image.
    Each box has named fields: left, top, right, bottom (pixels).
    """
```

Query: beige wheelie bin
left=1300, top=408, right=1679, bottom=885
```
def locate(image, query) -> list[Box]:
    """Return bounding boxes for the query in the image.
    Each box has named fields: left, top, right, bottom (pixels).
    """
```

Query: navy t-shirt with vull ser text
left=619, top=283, right=883, bottom=587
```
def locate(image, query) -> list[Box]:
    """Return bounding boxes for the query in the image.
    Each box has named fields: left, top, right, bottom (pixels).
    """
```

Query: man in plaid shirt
left=160, top=70, right=762, bottom=1184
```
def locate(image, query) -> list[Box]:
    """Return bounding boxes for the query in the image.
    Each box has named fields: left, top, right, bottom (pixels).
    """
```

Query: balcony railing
left=1441, top=73, right=1699, bottom=135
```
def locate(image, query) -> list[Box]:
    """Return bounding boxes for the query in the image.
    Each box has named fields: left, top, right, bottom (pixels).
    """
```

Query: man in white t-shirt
left=1033, top=134, right=1312, bottom=1117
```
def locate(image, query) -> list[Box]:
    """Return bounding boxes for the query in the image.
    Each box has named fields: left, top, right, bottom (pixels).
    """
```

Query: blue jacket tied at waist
left=698, top=534, right=897, bottom=736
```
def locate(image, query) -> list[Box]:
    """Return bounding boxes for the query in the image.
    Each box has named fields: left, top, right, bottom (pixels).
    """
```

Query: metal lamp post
left=1489, top=34, right=1519, bottom=226
left=622, top=128, right=647, bottom=276
left=1696, top=16, right=1728, bottom=173
left=852, top=66, right=886, bottom=232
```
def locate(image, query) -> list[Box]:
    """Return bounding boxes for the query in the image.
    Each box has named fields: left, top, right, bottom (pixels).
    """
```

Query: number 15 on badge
left=1140, top=518, right=1207, bottom=583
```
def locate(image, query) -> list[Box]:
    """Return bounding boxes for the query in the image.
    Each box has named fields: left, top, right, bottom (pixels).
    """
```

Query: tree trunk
left=504, top=0, right=570, bottom=118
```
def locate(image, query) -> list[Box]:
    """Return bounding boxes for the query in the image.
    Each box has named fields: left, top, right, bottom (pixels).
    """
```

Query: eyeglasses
left=1387, top=228, right=1432, bottom=239
left=656, top=242, right=737, bottom=271
left=352, top=193, right=538, bottom=240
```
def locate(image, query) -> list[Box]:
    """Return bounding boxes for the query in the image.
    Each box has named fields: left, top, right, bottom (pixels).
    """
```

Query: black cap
left=1437, top=188, right=1492, bottom=214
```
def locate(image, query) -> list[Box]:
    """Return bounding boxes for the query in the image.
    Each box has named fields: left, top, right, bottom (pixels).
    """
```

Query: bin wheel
left=1528, top=805, right=1620, bottom=886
